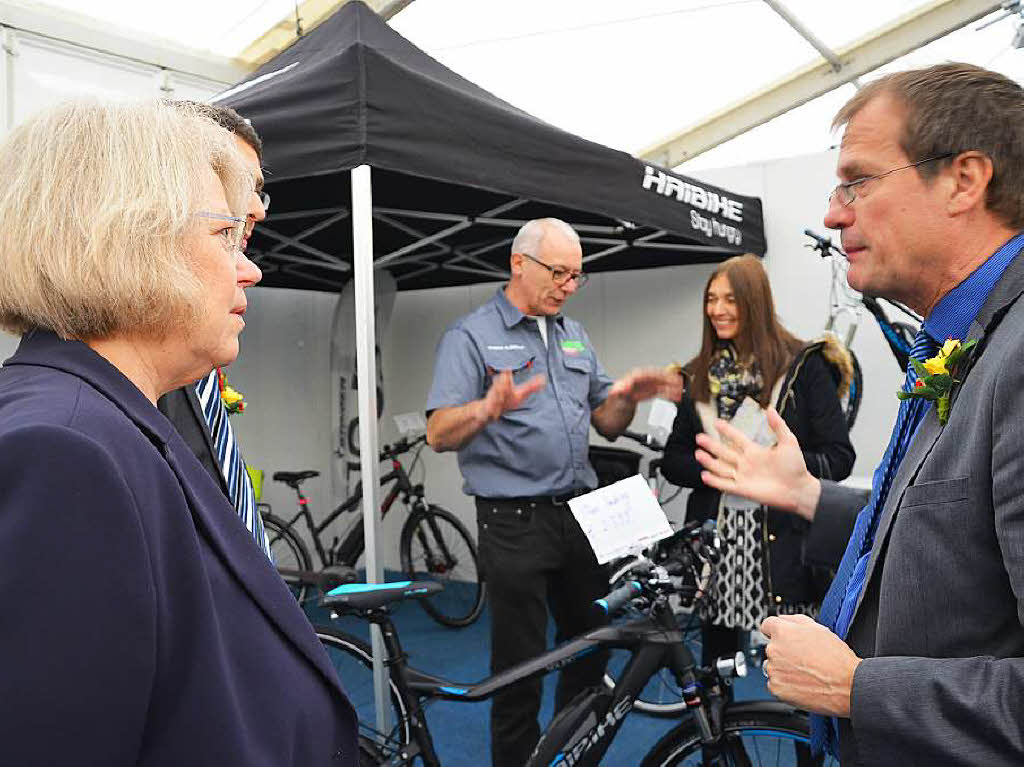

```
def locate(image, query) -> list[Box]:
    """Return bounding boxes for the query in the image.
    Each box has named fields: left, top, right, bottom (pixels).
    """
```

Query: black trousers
left=475, top=498, right=609, bottom=767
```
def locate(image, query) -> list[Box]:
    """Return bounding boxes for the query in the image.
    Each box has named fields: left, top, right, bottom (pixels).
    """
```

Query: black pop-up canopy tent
left=218, top=0, right=766, bottom=292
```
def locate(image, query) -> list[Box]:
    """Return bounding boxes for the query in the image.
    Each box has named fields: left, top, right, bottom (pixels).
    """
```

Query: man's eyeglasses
left=197, top=211, right=245, bottom=253
left=519, top=252, right=589, bottom=288
left=828, top=152, right=956, bottom=207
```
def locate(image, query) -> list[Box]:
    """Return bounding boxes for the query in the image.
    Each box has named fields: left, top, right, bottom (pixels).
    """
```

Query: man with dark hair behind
left=157, top=101, right=271, bottom=557
left=693, top=63, right=1024, bottom=764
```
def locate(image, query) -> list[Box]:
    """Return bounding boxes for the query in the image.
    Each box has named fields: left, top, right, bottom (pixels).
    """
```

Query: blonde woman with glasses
left=0, top=101, right=357, bottom=765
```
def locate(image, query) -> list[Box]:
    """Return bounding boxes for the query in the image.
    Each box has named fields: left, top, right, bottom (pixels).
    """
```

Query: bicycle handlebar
left=379, top=433, right=427, bottom=461
left=595, top=520, right=721, bottom=616
left=804, top=228, right=846, bottom=259
left=594, top=580, right=642, bottom=615
left=621, top=430, right=664, bottom=450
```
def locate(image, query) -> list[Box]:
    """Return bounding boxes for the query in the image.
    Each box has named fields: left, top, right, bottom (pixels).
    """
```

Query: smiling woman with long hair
left=661, top=254, right=855, bottom=666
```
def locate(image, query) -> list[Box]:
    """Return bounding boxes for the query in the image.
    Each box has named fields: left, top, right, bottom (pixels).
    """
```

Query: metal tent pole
left=350, top=163, right=389, bottom=737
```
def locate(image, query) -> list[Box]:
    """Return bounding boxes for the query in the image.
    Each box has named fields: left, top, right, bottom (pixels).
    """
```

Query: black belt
left=477, top=489, right=589, bottom=507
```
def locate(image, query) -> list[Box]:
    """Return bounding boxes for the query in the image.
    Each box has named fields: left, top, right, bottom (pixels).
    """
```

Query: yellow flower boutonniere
left=217, top=368, right=246, bottom=415
left=897, top=337, right=976, bottom=425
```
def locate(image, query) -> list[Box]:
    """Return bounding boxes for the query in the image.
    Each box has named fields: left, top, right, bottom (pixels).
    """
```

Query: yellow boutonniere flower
left=922, top=356, right=947, bottom=376
left=897, top=337, right=976, bottom=425
left=217, top=368, right=247, bottom=415
left=940, top=338, right=960, bottom=357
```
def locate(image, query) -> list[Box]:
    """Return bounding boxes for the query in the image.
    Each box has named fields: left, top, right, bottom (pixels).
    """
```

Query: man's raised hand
left=481, top=369, right=546, bottom=422
left=694, top=407, right=820, bottom=518
left=609, top=367, right=684, bottom=404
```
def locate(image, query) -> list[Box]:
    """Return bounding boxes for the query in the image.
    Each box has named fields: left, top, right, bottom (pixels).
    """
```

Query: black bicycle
left=805, top=228, right=920, bottom=429
left=264, top=435, right=485, bottom=628
left=317, top=520, right=836, bottom=766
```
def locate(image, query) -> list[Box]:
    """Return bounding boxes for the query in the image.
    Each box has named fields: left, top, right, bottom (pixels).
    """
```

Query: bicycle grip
left=594, top=580, right=642, bottom=615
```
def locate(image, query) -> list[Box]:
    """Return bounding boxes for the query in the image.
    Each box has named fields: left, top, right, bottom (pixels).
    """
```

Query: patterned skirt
left=701, top=502, right=817, bottom=632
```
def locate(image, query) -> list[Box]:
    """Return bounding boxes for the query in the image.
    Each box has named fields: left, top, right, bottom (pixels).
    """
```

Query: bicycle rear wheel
left=314, top=625, right=411, bottom=753
left=640, top=704, right=838, bottom=766
left=400, top=504, right=485, bottom=628
left=264, top=513, right=312, bottom=605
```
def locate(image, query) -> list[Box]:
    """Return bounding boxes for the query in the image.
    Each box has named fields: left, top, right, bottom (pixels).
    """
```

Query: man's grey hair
left=511, top=218, right=580, bottom=256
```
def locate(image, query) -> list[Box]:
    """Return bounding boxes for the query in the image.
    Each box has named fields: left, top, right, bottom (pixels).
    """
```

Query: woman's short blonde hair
left=0, top=99, right=251, bottom=339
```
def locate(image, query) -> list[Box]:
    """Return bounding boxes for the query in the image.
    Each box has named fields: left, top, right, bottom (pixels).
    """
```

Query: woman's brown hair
left=685, top=254, right=803, bottom=408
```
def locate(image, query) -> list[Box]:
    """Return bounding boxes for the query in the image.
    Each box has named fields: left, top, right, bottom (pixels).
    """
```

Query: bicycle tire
left=264, top=513, right=313, bottom=605
left=640, top=704, right=838, bottom=766
left=314, top=625, right=411, bottom=752
left=400, top=504, right=485, bottom=628
left=842, top=349, right=863, bottom=431
left=601, top=555, right=701, bottom=716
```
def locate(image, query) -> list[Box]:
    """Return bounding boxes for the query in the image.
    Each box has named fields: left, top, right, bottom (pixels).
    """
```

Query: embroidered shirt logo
left=562, top=340, right=585, bottom=356
left=486, top=344, right=527, bottom=351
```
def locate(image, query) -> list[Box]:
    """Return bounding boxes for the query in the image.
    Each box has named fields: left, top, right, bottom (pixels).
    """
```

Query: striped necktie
left=809, top=328, right=939, bottom=756
left=195, top=369, right=272, bottom=561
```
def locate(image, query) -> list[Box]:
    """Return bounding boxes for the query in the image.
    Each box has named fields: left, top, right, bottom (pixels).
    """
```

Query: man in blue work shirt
left=426, top=217, right=682, bottom=767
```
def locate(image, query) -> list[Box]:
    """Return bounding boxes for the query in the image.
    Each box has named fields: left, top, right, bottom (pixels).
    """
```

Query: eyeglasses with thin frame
left=196, top=211, right=245, bottom=253
left=828, top=152, right=957, bottom=207
left=519, top=252, right=589, bottom=288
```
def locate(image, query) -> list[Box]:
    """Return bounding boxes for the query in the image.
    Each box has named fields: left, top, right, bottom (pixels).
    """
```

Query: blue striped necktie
left=810, top=329, right=939, bottom=756
left=195, top=370, right=272, bottom=561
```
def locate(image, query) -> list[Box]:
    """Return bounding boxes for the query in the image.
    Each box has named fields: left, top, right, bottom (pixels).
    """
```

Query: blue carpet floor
left=306, top=596, right=774, bottom=766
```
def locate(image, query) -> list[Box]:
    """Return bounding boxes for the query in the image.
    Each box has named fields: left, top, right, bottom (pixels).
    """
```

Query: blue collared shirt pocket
left=562, top=354, right=593, bottom=407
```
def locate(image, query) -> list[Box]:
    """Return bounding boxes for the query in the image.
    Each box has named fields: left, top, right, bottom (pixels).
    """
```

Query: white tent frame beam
left=238, top=0, right=416, bottom=68
left=639, top=0, right=1003, bottom=168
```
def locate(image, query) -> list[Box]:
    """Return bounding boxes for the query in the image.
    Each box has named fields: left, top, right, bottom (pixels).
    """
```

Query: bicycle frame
left=280, top=458, right=419, bottom=569
left=353, top=598, right=701, bottom=766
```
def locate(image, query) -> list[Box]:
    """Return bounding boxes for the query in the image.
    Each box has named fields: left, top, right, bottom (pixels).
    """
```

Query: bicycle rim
left=315, top=627, right=411, bottom=751
left=643, top=709, right=839, bottom=766
left=401, top=505, right=484, bottom=627
left=264, top=514, right=311, bottom=605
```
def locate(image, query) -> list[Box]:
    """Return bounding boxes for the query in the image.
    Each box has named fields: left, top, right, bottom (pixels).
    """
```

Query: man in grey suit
left=694, top=63, right=1024, bottom=764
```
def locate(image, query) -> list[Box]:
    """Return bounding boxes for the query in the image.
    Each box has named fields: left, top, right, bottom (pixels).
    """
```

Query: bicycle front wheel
left=264, top=513, right=312, bottom=605
left=315, top=626, right=411, bottom=752
left=641, top=704, right=838, bottom=766
left=400, top=504, right=485, bottom=628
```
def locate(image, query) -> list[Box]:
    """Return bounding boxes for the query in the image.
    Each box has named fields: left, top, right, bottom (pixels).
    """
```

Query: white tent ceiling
left=9, top=0, right=1024, bottom=171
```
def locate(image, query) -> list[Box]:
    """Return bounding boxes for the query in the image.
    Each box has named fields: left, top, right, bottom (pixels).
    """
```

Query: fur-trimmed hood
left=810, top=334, right=855, bottom=398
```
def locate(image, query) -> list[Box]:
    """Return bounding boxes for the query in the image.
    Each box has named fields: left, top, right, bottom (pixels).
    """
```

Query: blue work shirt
left=426, top=288, right=614, bottom=498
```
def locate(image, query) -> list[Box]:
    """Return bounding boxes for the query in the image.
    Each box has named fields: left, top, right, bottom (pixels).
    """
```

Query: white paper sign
left=568, top=474, right=673, bottom=564
left=393, top=411, right=426, bottom=436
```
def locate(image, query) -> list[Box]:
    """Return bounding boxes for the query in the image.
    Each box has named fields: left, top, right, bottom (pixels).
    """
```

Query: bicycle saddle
left=322, top=580, right=443, bottom=613
left=272, top=470, right=320, bottom=485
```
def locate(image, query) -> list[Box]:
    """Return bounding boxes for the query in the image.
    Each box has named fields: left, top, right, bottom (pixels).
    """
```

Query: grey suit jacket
left=814, top=251, right=1024, bottom=765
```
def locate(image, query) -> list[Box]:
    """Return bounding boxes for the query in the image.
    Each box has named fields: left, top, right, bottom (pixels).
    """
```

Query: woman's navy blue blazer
left=0, top=330, right=358, bottom=766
